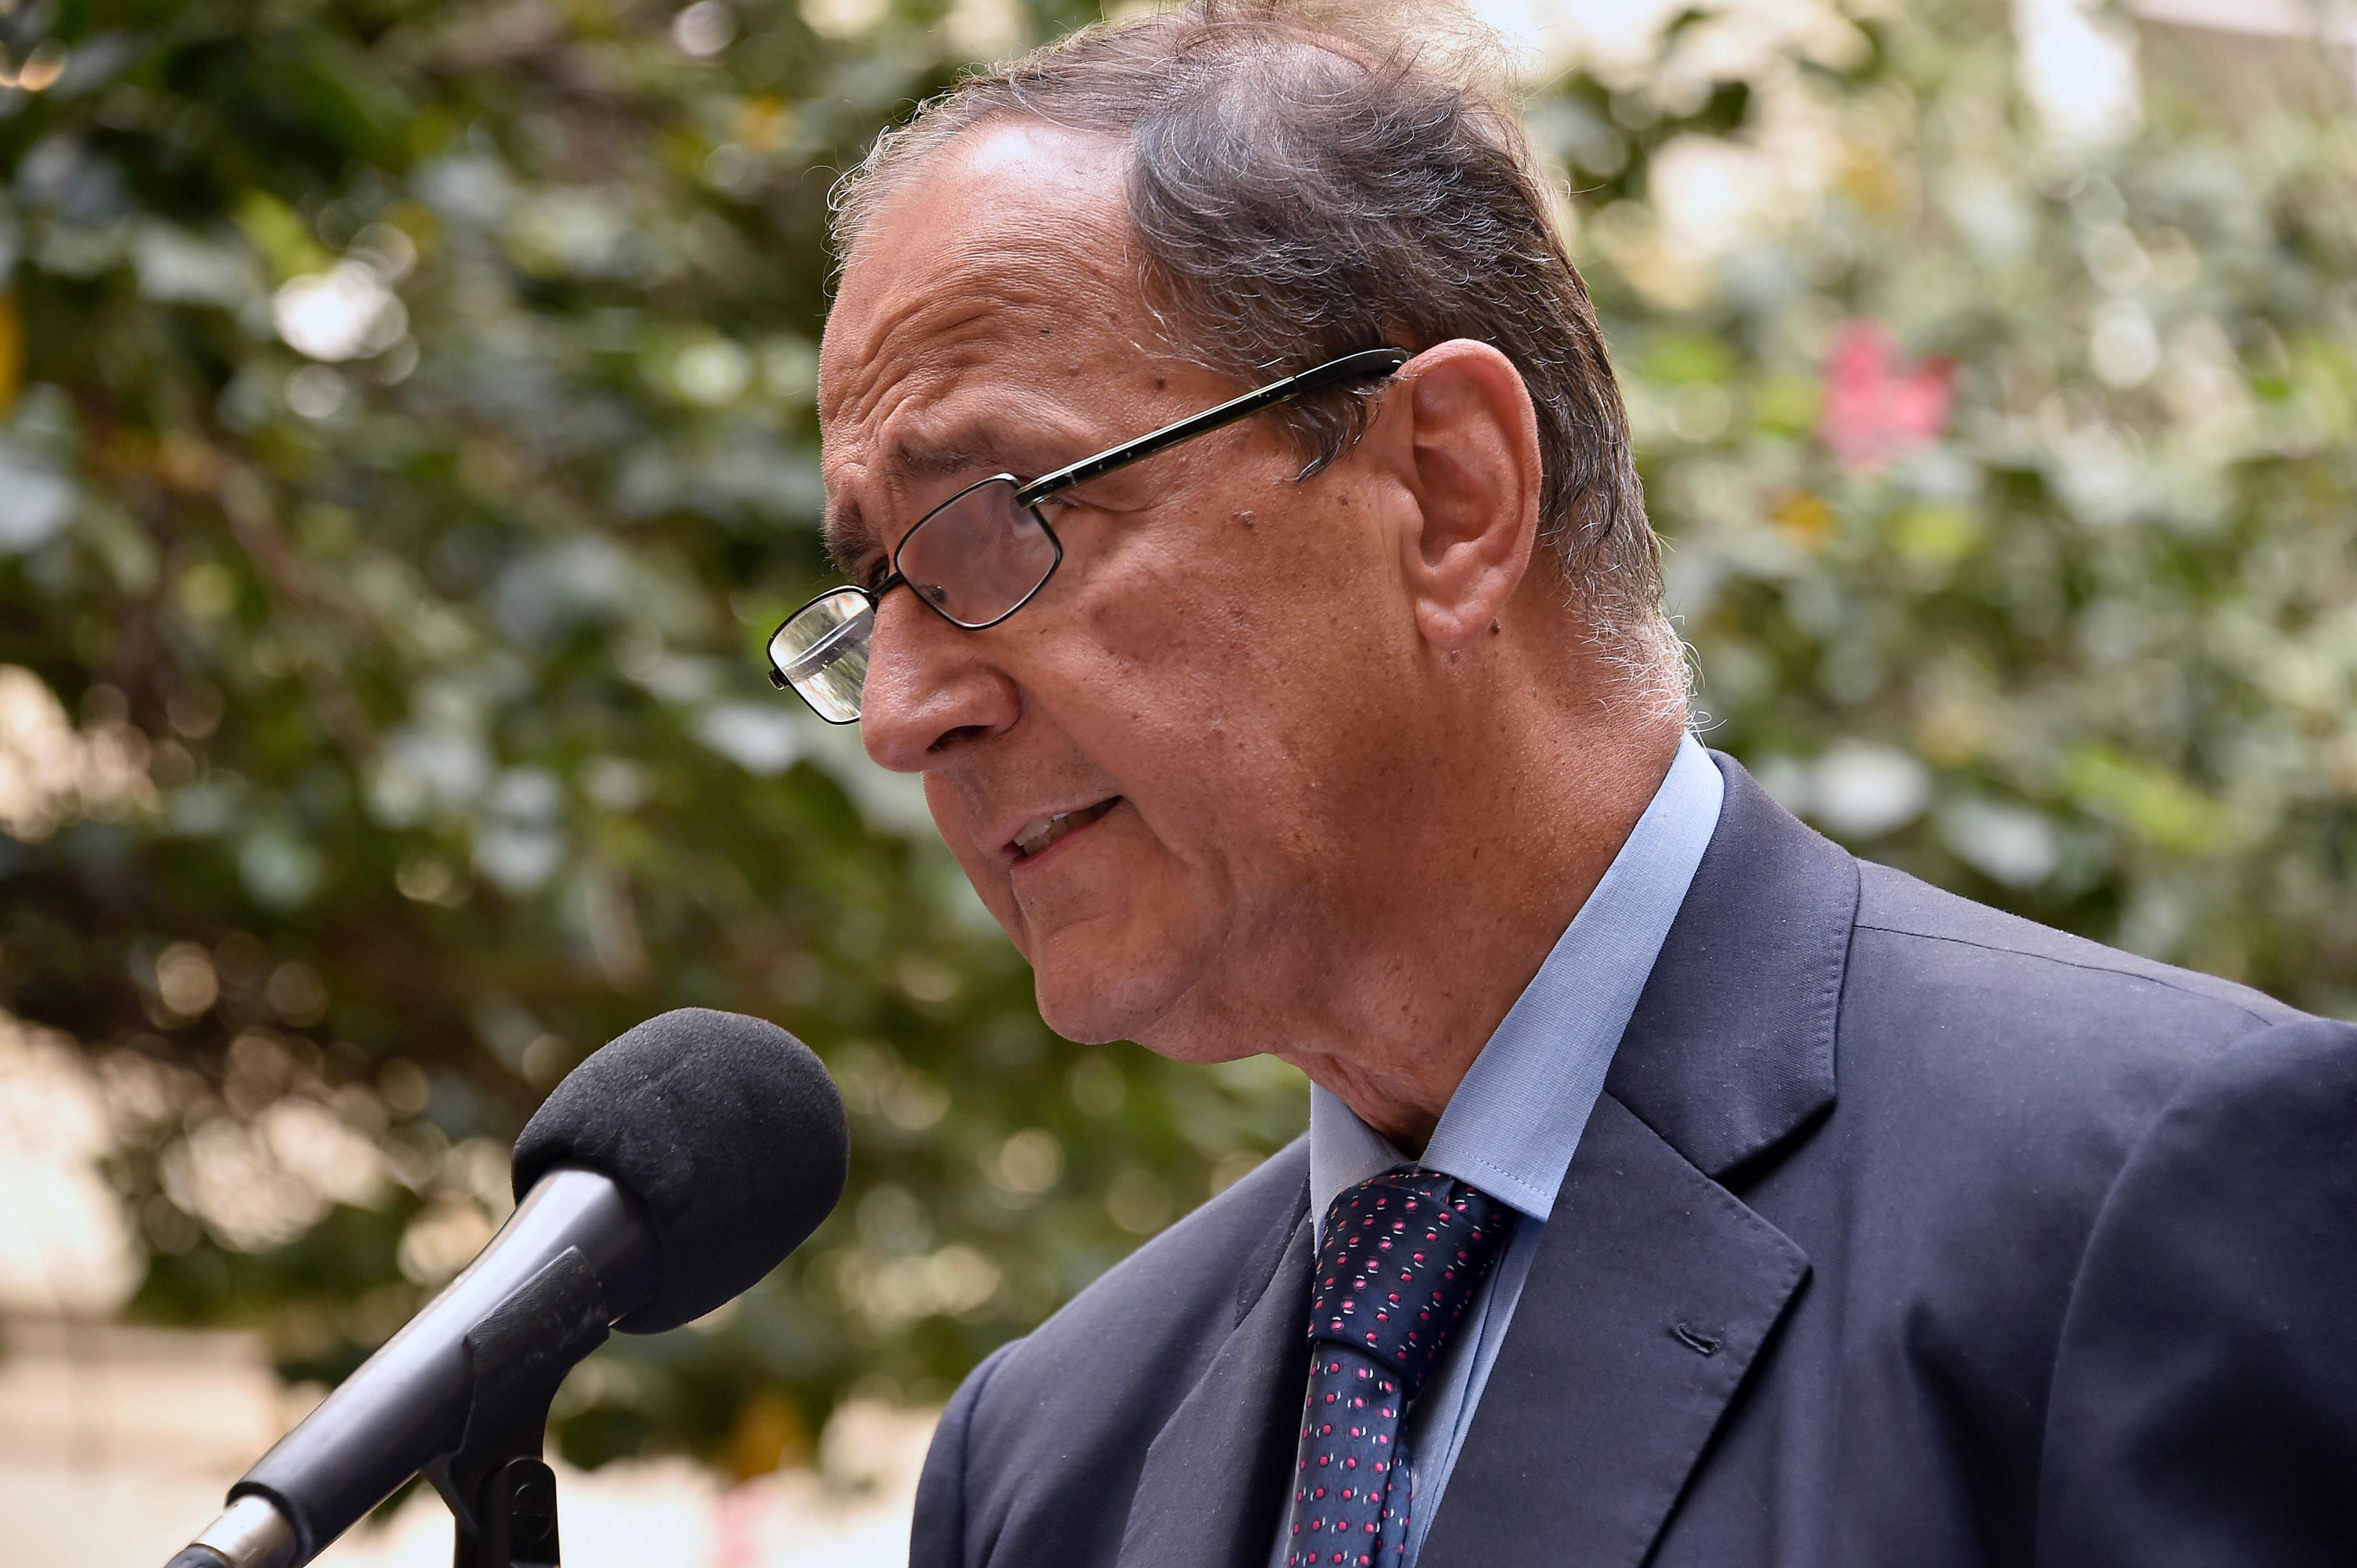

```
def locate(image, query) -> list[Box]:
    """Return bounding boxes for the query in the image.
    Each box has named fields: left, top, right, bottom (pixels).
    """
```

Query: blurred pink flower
left=1817, top=320, right=1954, bottom=471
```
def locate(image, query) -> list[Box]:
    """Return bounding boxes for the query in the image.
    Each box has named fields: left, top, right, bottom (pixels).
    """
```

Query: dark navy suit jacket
left=910, top=755, right=2357, bottom=1567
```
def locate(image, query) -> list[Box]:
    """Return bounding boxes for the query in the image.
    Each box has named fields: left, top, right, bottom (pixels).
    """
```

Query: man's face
left=818, top=123, right=1440, bottom=1059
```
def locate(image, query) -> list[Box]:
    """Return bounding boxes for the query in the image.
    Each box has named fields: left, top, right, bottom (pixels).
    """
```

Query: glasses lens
left=898, top=478, right=1059, bottom=628
left=770, top=587, right=874, bottom=722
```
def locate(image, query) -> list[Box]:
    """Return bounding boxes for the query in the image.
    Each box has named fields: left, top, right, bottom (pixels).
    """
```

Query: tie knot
left=1307, top=1167, right=1514, bottom=1399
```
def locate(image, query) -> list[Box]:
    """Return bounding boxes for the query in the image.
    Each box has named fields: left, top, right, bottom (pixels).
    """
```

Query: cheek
left=1067, top=569, right=1278, bottom=810
left=1080, top=504, right=1404, bottom=763
left=1056, top=588, right=1378, bottom=870
left=1060, top=499, right=1329, bottom=717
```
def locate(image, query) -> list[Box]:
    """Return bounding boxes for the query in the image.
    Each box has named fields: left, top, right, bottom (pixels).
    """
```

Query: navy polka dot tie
left=1283, top=1167, right=1515, bottom=1568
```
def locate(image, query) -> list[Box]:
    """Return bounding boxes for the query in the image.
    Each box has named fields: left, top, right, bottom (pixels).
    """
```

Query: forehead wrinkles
left=818, top=276, right=1101, bottom=562
left=821, top=214, right=1140, bottom=437
left=821, top=216, right=1153, bottom=562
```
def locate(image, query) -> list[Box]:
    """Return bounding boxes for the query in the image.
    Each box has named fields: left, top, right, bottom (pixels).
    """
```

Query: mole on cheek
left=1236, top=509, right=1256, bottom=530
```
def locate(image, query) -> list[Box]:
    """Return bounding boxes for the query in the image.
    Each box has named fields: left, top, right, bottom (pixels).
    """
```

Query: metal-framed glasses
left=765, top=347, right=1411, bottom=722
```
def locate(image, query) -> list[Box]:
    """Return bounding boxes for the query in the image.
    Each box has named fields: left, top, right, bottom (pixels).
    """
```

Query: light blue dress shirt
left=1268, top=735, right=1724, bottom=1568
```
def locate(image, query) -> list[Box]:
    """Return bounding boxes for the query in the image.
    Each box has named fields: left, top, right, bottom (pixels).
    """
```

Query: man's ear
left=1387, top=339, right=1544, bottom=652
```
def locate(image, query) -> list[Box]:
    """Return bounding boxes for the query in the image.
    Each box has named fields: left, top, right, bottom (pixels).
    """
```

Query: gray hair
left=832, top=2, right=1683, bottom=703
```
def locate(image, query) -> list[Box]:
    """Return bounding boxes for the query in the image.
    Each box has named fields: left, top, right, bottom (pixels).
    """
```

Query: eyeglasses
left=765, top=347, right=1411, bottom=722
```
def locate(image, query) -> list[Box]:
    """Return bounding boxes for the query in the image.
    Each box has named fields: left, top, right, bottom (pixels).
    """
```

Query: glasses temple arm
left=1012, top=347, right=1410, bottom=505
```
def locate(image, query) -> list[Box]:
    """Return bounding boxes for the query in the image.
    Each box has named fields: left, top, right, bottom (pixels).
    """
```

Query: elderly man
left=772, top=7, right=2357, bottom=1566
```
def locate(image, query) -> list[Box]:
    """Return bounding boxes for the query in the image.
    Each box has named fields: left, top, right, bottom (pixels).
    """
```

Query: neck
left=1268, top=679, right=1684, bottom=1153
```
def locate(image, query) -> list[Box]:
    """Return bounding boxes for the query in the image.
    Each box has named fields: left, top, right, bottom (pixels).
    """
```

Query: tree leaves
left=2, top=0, right=2351, bottom=1477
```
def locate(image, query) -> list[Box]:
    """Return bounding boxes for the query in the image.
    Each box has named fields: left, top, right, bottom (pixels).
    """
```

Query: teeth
left=1012, top=798, right=1117, bottom=859
left=1015, top=813, right=1071, bottom=857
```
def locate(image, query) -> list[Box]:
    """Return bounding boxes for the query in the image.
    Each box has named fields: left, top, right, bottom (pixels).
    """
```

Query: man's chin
left=1032, top=961, right=1260, bottom=1065
left=1031, top=965, right=1167, bottom=1048
left=1029, top=937, right=1206, bottom=1052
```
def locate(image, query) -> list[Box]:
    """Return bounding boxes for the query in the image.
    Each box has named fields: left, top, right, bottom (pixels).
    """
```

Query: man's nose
left=858, top=589, right=1019, bottom=772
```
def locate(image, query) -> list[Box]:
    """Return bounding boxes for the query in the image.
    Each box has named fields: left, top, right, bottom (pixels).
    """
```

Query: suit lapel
left=1117, top=1206, right=1315, bottom=1568
left=1423, top=756, right=1859, bottom=1566
left=1418, top=1093, right=1810, bottom=1567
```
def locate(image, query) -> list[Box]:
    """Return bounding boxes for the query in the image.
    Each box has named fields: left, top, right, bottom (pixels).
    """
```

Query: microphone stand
left=438, top=1439, right=563, bottom=1568
left=169, top=1184, right=646, bottom=1568
left=419, top=1246, right=618, bottom=1568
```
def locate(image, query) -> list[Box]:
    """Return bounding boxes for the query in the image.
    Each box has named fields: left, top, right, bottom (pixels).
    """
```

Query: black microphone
left=166, top=1008, right=850, bottom=1568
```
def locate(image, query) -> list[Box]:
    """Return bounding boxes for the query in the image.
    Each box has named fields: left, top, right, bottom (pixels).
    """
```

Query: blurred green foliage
left=0, top=0, right=2351, bottom=1480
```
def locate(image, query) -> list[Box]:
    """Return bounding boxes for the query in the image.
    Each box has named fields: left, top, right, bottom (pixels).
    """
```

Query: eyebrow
left=820, top=431, right=1055, bottom=571
left=820, top=499, right=875, bottom=576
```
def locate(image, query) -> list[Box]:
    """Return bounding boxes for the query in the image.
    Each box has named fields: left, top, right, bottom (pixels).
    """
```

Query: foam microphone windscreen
left=510, top=1008, right=850, bottom=1333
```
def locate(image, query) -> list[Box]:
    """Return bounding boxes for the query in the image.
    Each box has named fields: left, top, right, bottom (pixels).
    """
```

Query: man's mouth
left=1010, top=797, right=1123, bottom=862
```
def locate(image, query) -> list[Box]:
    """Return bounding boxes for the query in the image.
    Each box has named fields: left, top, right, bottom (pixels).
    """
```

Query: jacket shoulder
left=1851, top=857, right=2302, bottom=1037
left=1812, top=859, right=2316, bottom=1316
left=2037, top=1016, right=2357, bottom=1562
left=913, top=1136, right=1309, bottom=1567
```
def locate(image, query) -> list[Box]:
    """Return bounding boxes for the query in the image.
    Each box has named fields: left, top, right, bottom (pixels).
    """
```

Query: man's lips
left=1007, top=797, right=1123, bottom=865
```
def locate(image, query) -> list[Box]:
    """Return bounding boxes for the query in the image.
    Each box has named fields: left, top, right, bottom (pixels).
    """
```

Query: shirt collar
left=1307, top=734, right=1726, bottom=1229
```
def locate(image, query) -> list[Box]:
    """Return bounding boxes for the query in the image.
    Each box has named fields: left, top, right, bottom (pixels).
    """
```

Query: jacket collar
left=1603, top=751, right=1856, bottom=1178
